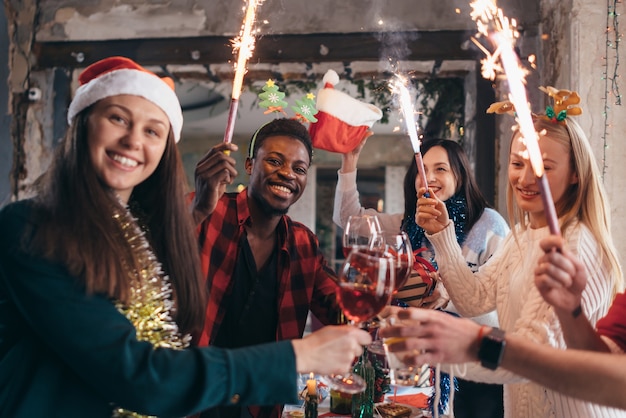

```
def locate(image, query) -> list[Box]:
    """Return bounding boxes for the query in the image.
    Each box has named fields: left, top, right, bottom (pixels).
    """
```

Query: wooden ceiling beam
left=33, top=30, right=479, bottom=69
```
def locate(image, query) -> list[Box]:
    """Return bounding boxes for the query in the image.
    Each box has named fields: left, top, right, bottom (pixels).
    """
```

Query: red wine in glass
left=394, top=254, right=411, bottom=291
left=342, top=215, right=384, bottom=259
left=319, top=246, right=395, bottom=394
left=385, top=232, right=413, bottom=292
left=338, top=282, right=392, bottom=323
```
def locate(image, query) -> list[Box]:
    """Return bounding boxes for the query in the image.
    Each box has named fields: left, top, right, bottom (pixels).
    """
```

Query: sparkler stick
left=471, top=0, right=560, bottom=235
left=392, top=76, right=430, bottom=198
left=223, top=0, right=261, bottom=145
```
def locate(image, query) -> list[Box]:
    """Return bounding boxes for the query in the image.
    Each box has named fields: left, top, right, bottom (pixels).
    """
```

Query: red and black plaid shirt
left=197, top=189, right=341, bottom=347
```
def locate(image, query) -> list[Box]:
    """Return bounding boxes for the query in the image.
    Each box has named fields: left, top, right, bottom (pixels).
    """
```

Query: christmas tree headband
left=248, top=80, right=318, bottom=159
left=257, top=79, right=319, bottom=123
left=257, top=70, right=384, bottom=154
left=487, top=85, right=583, bottom=124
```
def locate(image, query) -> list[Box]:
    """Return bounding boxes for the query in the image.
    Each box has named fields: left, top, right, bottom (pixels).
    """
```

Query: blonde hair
left=506, top=116, right=623, bottom=295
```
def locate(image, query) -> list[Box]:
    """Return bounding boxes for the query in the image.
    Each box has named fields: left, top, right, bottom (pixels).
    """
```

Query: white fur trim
left=315, top=88, right=382, bottom=127
left=67, top=69, right=183, bottom=142
left=322, top=69, right=340, bottom=86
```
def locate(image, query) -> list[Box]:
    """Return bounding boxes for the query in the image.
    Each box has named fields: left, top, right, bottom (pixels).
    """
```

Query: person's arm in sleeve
left=1, top=247, right=299, bottom=417
left=333, top=134, right=403, bottom=234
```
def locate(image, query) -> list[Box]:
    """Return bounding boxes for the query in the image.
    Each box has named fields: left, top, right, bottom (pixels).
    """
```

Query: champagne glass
left=342, top=215, right=385, bottom=257
left=320, top=246, right=395, bottom=394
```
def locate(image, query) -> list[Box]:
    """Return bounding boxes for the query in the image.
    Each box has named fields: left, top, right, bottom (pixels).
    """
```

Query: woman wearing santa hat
left=0, top=56, right=371, bottom=418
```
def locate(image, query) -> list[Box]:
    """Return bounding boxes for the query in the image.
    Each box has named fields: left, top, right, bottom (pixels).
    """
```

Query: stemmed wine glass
left=384, top=231, right=414, bottom=293
left=342, top=215, right=385, bottom=257
left=382, top=314, right=431, bottom=388
left=368, top=231, right=413, bottom=355
left=320, top=246, right=395, bottom=394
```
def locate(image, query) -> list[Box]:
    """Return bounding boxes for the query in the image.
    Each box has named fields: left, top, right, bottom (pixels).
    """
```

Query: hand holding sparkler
left=415, top=187, right=450, bottom=235
left=192, top=142, right=239, bottom=224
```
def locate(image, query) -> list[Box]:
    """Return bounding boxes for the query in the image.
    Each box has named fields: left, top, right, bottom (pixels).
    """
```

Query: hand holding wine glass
left=320, top=246, right=395, bottom=394
left=382, top=312, right=430, bottom=388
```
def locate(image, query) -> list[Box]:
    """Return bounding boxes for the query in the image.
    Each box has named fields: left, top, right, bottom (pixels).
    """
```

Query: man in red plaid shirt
left=192, top=119, right=343, bottom=418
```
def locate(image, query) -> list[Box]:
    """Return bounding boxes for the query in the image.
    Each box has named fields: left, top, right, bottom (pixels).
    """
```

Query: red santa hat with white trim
left=67, top=56, right=183, bottom=142
left=308, top=69, right=383, bottom=153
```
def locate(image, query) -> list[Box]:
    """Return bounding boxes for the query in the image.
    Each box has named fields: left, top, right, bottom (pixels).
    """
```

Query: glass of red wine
left=342, top=215, right=384, bottom=258
left=386, top=232, right=414, bottom=292
left=366, top=232, right=414, bottom=355
left=320, top=246, right=395, bottom=394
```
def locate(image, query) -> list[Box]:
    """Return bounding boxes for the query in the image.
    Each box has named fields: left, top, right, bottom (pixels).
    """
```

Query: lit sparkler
left=471, top=0, right=560, bottom=234
left=391, top=75, right=429, bottom=197
left=223, top=0, right=262, bottom=145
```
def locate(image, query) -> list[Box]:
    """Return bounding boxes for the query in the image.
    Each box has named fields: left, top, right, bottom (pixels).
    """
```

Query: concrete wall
left=33, top=0, right=538, bottom=40
left=1, top=4, right=11, bottom=206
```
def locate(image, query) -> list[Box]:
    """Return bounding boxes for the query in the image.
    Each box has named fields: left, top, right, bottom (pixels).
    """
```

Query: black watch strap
left=478, top=327, right=506, bottom=370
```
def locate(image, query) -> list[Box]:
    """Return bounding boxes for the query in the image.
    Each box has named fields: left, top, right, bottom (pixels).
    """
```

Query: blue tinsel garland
left=402, top=192, right=467, bottom=416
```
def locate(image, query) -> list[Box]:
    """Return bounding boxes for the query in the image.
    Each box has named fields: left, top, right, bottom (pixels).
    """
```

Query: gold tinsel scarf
left=111, top=205, right=191, bottom=418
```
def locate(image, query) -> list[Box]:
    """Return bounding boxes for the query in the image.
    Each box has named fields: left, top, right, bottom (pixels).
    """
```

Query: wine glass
left=367, top=232, right=413, bottom=355
left=382, top=314, right=430, bottom=387
left=385, top=231, right=414, bottom=292
left=320, top=246, right=395, bottom=394
left=342, top=215, right=385, bottom=257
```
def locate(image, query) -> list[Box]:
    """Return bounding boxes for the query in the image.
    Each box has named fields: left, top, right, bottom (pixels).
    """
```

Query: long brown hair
left=29, top=108, right=206, bottom=335
left=403, top=137, right=492, bottom=232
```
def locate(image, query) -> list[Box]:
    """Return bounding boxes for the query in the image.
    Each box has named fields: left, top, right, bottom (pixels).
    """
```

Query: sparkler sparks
left=223, top=0, right=263, bottom=144
left=391, top=75, right=429, bottom=196
left=470, top=0, right=560, bottom=234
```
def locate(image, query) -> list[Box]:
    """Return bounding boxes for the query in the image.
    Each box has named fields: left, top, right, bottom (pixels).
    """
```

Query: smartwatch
left=478, top=327, right=506, bottom=370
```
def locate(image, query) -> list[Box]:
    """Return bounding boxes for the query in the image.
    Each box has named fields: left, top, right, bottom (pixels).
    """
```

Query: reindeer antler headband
left=487, top=86, right=583, bottom=123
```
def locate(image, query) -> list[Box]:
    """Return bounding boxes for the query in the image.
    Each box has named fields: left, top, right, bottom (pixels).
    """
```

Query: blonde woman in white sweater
left=410, top=99, right=624, bottom=417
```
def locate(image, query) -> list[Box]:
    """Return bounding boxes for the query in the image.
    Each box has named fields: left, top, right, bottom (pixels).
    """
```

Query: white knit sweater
left=428, top=220, right=626, bottom=418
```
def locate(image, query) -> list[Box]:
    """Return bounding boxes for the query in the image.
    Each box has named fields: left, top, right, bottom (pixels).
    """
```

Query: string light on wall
left=602, top=0, right=623, bottom=178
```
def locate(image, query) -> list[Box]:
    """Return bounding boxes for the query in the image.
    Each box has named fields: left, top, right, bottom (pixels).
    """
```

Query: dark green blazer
left=0, top=200, right=298, bottom=418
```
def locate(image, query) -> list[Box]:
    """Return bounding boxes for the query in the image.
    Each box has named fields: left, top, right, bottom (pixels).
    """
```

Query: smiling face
left=416, top=145, right=458, bottom=201
left=245, top=135, right=310, bottom=216
left=508, top=132, right=579, bottom=228
left=87, top=95, right=170, bottom=203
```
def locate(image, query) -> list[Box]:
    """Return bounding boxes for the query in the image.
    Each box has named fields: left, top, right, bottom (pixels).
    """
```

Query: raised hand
left=534, top=235, right=587, bottom=314
left=340, top=130, right=373, bottom=173
left=415, top=187, right=449, bottom=234
left=192, top=142, right=238, bottom=224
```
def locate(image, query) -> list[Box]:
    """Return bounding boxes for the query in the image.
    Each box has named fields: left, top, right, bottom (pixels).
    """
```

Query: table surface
left=283, top=385, right=433, bottom=418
